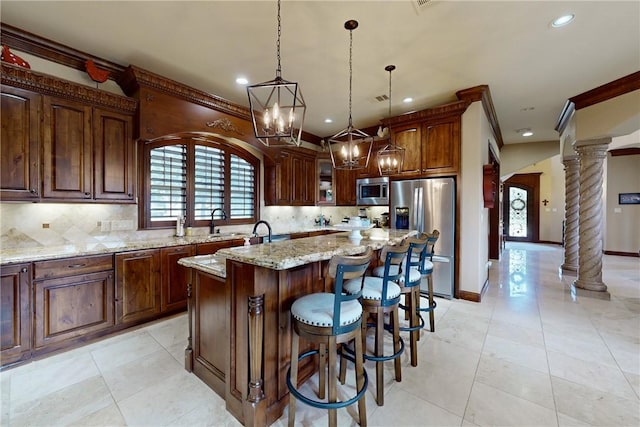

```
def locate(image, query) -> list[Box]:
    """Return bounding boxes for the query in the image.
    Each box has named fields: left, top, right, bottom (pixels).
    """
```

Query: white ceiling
left=2, top=1, right=639, bottom=145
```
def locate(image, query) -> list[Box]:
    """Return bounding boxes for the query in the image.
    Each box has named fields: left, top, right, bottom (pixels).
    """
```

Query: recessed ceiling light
left=235, top=77, right=248, bottom=85
left=517, top=128, right=533, bottom=137
left=551, top=14, right=575, bottom=28
left=402, top=97, right=413, bottom=103
left=324, top=118, right=333, bottom=124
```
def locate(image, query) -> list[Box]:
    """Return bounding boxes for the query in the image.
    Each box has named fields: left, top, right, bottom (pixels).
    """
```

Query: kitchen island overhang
left=178, top=229, right=415, bottom=426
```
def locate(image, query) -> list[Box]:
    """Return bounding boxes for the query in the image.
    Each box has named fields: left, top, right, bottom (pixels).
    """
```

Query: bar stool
left=343, top=244, right=406, bottom=406
left=417, top=230, right=439, bottom=334
left=372, top=236, right=427, bottom=367
left=287, top=247, right=373, bottom=427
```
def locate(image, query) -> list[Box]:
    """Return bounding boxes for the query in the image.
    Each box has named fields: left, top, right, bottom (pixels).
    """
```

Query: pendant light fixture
left=377, top=65, right=405, bottom=175
left=328, top=20, right=372, bottom=170
left=247, top=0, right=306, bottom=147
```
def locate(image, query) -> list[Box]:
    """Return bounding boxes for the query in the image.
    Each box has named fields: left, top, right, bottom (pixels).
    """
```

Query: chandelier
left=247, top=0, right=306, bottom=147
left=377, top=65, right=405, bottom=175
left=328, top=20, right=372, bottom=170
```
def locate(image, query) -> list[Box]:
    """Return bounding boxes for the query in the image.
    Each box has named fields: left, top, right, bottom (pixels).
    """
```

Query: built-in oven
left=356, top=176, right=389, bottom=206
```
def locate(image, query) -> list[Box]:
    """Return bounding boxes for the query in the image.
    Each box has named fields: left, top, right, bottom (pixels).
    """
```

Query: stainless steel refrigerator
left=390, top=177, right=455, bottom=299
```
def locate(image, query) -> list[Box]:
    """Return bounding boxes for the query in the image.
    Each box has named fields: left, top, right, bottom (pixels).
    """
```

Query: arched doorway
left=503, top=173, right=541, bottom=243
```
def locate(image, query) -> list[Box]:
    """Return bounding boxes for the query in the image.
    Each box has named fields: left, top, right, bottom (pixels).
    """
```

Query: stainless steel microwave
left=356, top=177, right=389, bottom=206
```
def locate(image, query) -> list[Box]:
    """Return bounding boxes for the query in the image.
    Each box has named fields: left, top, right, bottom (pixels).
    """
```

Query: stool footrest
left=342, top=333, right=405, bottom=363
left=416, top=298, right=437, bottom=313
left=286, top=349, right=368, bottom=410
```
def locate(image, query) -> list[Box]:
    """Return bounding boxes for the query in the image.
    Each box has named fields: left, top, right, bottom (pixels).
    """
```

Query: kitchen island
left=177, top=228, right=414, bottom=426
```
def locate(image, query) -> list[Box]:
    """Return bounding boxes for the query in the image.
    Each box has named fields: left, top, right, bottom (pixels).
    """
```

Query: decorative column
left=561, top=156, right=579, bottom=274
left=572, top=138, right=611, bottom=299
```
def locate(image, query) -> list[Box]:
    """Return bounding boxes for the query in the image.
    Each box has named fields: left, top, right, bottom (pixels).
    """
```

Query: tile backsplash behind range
left=0, top=204, right=386, bottom=250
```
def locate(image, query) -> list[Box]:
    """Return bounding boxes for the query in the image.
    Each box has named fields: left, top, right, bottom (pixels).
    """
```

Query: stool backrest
left=421, top=230, right=440, bottom=273
left=402, top=236, right=428, bottom=277
left=379, top=244, right=410, bottom=306
left=328, top=247, right=373, bottom=334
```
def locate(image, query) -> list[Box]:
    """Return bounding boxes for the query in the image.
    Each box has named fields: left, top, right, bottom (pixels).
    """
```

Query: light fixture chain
left=388, top=68, right=392, bottom=118
left=276, top=0, right=282, bottom=77
left=348, top=28, right=353, bottom=127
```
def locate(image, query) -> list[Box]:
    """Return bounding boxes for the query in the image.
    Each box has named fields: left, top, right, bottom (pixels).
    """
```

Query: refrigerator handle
left=413, top=186, right=423, bottom=232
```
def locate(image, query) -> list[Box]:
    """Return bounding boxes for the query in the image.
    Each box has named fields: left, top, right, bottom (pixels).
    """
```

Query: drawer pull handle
left=68, top=263, right=86, bottom=269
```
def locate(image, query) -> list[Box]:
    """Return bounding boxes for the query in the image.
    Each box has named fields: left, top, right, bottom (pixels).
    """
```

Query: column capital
left=573, top=137, right=612, bottom=150
left=562, top=155, right=579, bottom=165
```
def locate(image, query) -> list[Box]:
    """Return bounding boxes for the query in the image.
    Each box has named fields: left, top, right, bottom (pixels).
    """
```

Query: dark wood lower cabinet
left=115, top=249, right=161, bottom=325
left=160, top=245, right=195, bottom=313
left=33, top=271, right=114, bottom=349
left=0, top=263, right=31, bottom=366
left=192, top=271, right=227, bottom=397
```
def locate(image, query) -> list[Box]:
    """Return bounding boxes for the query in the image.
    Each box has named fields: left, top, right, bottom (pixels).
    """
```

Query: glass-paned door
left=508, top=186, right=528, bottom=238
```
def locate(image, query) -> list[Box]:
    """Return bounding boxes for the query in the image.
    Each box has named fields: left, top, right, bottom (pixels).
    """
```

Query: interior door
left=503, top=173, right=541, bottom=243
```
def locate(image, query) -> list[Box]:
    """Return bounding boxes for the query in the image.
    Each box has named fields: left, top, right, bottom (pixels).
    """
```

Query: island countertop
left=178, top=228, right=415, bottom=274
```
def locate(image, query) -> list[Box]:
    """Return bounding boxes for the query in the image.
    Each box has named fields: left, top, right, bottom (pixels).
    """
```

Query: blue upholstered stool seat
left=291, top=293, right=362, bottom=327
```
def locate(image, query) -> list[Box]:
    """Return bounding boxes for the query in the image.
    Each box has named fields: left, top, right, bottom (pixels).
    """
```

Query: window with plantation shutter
left=149, top=145, right=187, bottom=222
left=194, top=145, right=225, bottom=220
left=141, top=133, right=259, bottom=229
left=230, top=154, right=255, bottom=219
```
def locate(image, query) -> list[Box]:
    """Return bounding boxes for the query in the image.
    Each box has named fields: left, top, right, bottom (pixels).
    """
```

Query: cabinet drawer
left=34, top=254, right=113, bottom=280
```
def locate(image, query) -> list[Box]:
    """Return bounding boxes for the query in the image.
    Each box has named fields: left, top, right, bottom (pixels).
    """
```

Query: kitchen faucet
left=251, top=220, right=273, bottom=243
left=210, top=208, right=227, bottom=234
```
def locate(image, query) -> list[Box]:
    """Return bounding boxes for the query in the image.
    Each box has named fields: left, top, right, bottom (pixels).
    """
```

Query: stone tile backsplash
left=0, top=203, right=389, bottom=250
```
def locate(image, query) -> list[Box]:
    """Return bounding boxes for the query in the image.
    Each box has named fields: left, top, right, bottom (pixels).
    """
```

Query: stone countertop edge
left=182, top=229, right=416, bottom=277
left=0, top=226, right=340, bottom=265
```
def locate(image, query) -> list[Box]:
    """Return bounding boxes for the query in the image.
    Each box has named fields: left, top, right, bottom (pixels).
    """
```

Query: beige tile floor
left=1, top=242, right=638, bottom=426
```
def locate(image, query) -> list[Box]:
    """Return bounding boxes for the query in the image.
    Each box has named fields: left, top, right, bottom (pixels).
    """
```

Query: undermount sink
left=209, top=232, right=241, bottom=238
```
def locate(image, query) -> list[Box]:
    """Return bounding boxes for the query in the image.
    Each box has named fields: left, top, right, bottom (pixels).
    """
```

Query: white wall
left=459, top=102, right=493, bottom=295
left=605, top=153, right=640, bottom=254
left=515, top=155, right=565, bottom=243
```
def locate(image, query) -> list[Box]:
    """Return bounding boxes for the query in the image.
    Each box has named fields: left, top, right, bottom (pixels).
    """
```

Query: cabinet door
left=0, top=263, right=31, bottom=365
left=292, top=155, right=316, bottom=205
left=422, top=119, right=460, bottom=173
left=0, top=86, right=40, bottom=200
left=160, top=245, right=195, bottom=313
left=93, top=109, right=135, bottom=202
left=42, top=96, right=92, bottom=199
left=275, top=151, right=292, bottom=204
left=33, top=271, right=114, bottom=349
left=115, top=249, right=161, bottom=325
left=393, top=125, right=421, bottom=175
left=317, top=158, right=335, bottom=206
left=358, top=140, right=384, bottom=178
left=334, top=168, right=357, bottom=206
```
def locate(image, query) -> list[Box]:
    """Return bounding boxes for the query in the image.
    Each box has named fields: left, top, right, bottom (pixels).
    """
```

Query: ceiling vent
left=413, top=0, right=434, bottom=14
left=375, top=94, right=389, bottom=103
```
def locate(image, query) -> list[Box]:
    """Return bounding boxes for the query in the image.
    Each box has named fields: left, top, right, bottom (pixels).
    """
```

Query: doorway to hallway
left=503, top=173, right=541, bottom=243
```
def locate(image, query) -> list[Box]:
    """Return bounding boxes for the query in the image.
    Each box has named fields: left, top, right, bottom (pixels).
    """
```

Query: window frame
left=139, top=132, right=259, bottom=230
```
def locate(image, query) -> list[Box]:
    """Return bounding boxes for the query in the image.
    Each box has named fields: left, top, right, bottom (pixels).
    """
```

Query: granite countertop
left=0, top=225, right=337, bottom=265
left=178, top=228, right=415, bottom=278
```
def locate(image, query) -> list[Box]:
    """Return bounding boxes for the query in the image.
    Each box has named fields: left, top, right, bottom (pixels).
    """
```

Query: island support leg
left=185, top=276, right=193, bottom=372
left=244, top=293, right=266, bottom=426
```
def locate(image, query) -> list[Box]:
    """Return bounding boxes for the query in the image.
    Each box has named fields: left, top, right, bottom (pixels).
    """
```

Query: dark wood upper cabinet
left=1, top=63, right=137, bottom=203
left=265, top=148, right=316, bottom=206
left=93, top=108, right=135, bottom=201
left=334, top=168, right=358, bottom=206
left=422, top=118, right=461, bottom=174
left=0, top=85, right=41, bottom=200
left=42, top=96, right=93, bottom=199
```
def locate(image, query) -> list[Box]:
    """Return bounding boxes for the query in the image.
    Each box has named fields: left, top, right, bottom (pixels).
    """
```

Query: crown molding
left=456, top=85, right=504, bottom=149
left=1, top=62, right=137, bottom=113
left=0, top=22, right=126, bottom=80
left=380, top=100, right=469, bottom=128
left=569, top=71, right=640, bottom=110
